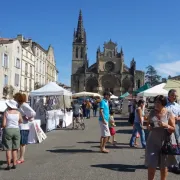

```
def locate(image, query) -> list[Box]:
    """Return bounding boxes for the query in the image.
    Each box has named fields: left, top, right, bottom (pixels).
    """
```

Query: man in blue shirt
left=99, top=91, right=111, bottom=153
left=166, top=89, right=180, bottom=173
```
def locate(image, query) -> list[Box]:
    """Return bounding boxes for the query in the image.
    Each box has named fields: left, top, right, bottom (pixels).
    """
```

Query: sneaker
left=4, top=166, right=11, bottom=171
left=11, top=165, right=16, bottom=169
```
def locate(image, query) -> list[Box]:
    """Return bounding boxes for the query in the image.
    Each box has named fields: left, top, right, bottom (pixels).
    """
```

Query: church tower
left=72, top=10, right=87, bottom=75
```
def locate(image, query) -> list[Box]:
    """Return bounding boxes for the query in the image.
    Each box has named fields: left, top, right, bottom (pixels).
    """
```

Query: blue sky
left=1, top=0, right=180, bottom=85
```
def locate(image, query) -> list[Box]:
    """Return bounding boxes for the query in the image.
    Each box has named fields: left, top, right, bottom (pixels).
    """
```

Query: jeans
left=93, top=109, right=97, bottom=117
left=130, top=123, right=146, bottom=148
left=175, top=123, right=180, bottom=166
left=86, top=109, right=90, bottom=118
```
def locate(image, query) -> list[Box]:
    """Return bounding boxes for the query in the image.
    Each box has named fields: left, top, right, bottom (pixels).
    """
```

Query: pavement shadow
left=116, top=129, right=132, bottom=134
left=0, top=161, right=7, bottom=170
left=77, top=141, right=100, bottom=144
left=47, top=149, right=98, bottom=153
left=115, top=121, right=131, bottom=127
left=91, top=163, right=145, bottom=172
left=91, top=145, right=142, bottom=150
left=114, top=117, right=128, bottom=121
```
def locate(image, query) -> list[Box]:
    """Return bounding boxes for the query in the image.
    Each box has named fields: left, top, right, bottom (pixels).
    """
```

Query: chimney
left=28, top=39, right=32, bottom=46
left=17, top=34, right=24, bottom=42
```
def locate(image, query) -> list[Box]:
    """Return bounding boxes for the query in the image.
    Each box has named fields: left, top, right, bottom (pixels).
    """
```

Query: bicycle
left=72, top=114, right=85, bottom=130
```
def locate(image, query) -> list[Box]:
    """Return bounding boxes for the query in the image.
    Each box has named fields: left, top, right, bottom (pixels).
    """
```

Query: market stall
left=137, top=83, right=168, bottom=97
left=29, top=82, right=72, bottom=132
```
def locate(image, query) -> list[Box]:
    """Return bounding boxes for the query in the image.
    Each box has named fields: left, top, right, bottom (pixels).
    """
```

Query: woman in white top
left=2, top=100, right=23, bottom=170
left=14, top=93, right=36, bottom=164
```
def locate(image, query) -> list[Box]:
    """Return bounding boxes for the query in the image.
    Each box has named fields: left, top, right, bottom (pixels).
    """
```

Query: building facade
left=17, top=35, right=35, bottom=95
left=32, top=42, right=47, bottom=88
left=46, top=45, right=57, bottom=83
left=0, top=34, right=59, bottom=98
left=0, top=39, right=22, bottom=98
left=71, top=10, right=144, bottom=95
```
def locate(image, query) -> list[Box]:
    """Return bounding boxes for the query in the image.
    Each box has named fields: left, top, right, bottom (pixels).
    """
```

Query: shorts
left=109, top=127, right=116, bottom=136
left=20, top=130, right=29, bottom=145
left=3, top=128, right=20, bottom=150
left=73, top=114, right=79, bottom=118
left=99, top=121, right=110, bottom=137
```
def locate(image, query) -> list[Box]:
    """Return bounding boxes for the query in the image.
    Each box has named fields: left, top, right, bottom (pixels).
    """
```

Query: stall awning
left=120, top=92, right=129, bottom=98
left=135, top=83, right=150, bottom=94
left=30, top=82, right=72, bottom=96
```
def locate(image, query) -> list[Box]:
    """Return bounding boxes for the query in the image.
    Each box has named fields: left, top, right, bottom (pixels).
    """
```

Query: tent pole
left=63, top=95, right=65, bottom=114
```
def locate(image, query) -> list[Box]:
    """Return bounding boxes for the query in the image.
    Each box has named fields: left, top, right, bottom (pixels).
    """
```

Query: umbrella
left=0, top=100, right=7, bottom=112
left=72, top=91, right=101, bottom=98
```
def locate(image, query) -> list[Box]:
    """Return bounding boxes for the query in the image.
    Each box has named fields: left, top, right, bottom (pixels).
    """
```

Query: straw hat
left=6, top=100, right=18, bottom=109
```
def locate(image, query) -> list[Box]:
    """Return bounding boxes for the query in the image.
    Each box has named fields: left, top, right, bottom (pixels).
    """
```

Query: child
left=108, top=110, right=117, bottom=144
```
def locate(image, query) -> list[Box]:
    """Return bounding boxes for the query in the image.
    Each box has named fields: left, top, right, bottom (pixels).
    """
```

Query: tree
left=145, top=65, right=161, bottom=86
left=168, top=75, right=172, bottom=79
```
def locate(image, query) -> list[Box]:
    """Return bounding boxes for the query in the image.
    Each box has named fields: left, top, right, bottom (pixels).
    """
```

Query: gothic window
left=81, top=47, right=83, bottom=58
left=107, top=51, right=112, bottom=58
left=76, top=47, right=78, bottom=58
left=137, top=79, right=141, bottom=88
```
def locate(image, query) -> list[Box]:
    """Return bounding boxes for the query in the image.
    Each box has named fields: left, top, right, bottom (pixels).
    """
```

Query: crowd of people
left=1, top=93, right=36, bottom=170
left=98, top=89, right=180, bottom=180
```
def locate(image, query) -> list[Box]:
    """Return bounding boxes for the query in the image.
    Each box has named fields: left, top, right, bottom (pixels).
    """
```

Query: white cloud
left=155, top=60, right=180, bottom=77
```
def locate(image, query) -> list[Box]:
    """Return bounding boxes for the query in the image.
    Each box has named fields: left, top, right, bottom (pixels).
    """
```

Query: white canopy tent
left=111, top=94, right=118, bottom=99
left=137, top=83, right=168, bottom=97
left=72, top=91, right=101, bottom=98
left=30, top=82, right=72, bottom=97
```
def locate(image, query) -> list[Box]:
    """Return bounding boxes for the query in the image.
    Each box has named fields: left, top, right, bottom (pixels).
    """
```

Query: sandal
left=5, top=166, right=11, bottom=170
left=17, top=160, right=25, bottom=164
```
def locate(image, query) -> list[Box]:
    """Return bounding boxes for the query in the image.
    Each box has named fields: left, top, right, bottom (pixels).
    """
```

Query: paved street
left=0, top=114, right=179, bottom=180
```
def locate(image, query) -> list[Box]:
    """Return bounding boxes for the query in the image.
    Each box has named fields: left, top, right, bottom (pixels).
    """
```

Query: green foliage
left=145, top=65, right=161, bottom=86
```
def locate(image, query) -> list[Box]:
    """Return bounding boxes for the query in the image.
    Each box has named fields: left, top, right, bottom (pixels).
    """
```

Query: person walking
left=166, top=89, right=180, bottom=173
left=14, top=93, right=36, bottom=164
left=99, top=91, right=111, bottom=153
left=145, top=95, right=176, bottom=180
left=129, top=99, right=146, bottom=148
left=92, top=101, right=98, bottom=117
left=2, top=100, right=23, bottom=170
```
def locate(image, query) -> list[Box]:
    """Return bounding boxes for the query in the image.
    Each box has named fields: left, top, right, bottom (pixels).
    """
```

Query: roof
left=32, top=42, right=47, bottom=53
left=87, top=63, right=97, bottom=73
left=0, top=38, right=15, bottom=44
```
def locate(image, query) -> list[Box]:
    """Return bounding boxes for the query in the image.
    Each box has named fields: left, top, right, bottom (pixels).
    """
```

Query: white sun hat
left=6, top=99, right=18, bottom=109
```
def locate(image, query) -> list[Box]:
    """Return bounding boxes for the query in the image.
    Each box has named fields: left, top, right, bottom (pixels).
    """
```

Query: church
left=71, top=10, right=144, bottom=96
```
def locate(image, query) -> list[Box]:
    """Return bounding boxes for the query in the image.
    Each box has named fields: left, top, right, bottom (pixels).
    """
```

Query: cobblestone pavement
left=0, top=114, right=179, bottom=180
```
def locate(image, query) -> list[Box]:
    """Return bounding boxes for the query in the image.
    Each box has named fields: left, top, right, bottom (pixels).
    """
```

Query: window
left=43, top=63, right=45, bottom=74
left=39, top=75, right=41, bottom=84
left=15, top=58, right=20, bottom=68
left=76, top=47, right=78, bottom=58
left=26, top=51, right=28, bottom=57
left=30, top=65, right=32, bottom=76
left=25, top=63, right=28, bottom=74
left=81, top=47, right=83, bottom=58
left=4, top=75, right=8, bottom=86
left=40, top=61, right=41, bottom=73
left=2, top=53, right=8, bottom=68
left=29, top=79, right=31, bottom=90
left=137, top=79, right=141, bottom=88
left=14, top=74, right=19, bottom=86
left=24, top=78, right=27, bottom=90
left=36, top=74, right=38, bottom=82
left=17, top=46, right=20, bottom=53
left=36, top=59, right=38, bottom=71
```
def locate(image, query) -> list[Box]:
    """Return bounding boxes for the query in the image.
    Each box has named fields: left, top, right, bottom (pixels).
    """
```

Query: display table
left=62, top=111, right=73, bottom=127
left=46, top=110, right=73, bottom=131
left=28, top=119, right=41, bottom=144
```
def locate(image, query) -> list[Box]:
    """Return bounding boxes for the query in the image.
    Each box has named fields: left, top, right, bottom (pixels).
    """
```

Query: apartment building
left=0, top=38, right=22, bottom=98
left=17, top=35, right=35, bottom=95
left=46, top=45, right=58, bottom=83
left=32, top=42, right=46, bottom=88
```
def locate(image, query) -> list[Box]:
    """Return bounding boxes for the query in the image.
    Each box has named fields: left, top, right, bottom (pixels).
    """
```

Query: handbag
left=161, top=131, right=180, bottom=155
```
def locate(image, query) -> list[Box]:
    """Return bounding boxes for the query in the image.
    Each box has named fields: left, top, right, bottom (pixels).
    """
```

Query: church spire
left=76, top=9, right=85, bottom=42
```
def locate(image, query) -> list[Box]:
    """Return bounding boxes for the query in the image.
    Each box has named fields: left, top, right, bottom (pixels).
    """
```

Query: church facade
left=71, top=10, right=144, bottom=96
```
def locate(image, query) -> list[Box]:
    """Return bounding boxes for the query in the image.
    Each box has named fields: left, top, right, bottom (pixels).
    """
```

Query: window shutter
left=17, top=74, right=19, bottom=86
left=2, top=53, right=4, bottom=67
left=14, top=57, right=16, bottom=67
